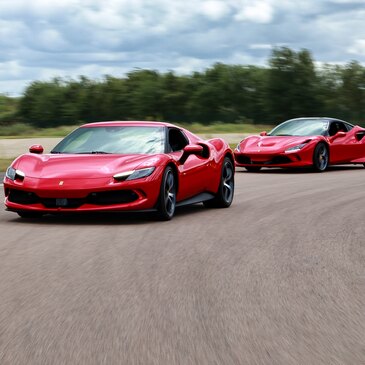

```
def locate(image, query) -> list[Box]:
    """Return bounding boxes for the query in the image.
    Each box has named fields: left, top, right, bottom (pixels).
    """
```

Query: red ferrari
left=4, top=121, right=235, bottom=220
left=234, top=117, right=365, bottom=172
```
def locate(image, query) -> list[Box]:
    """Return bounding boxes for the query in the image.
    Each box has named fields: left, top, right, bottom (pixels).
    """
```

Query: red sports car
left=234, top=117, right=365, bottom=172
left=4, top=121, right=235, bottom=220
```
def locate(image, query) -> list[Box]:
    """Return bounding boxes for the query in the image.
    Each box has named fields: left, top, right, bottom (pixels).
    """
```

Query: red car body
left=234, top=117, right=365, bottom=171
left=4, top=121, right=235, bottom=220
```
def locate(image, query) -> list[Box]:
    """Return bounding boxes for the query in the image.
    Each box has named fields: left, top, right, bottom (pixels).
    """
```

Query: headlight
left=113, top=167, right=155, bottom=181
left=285, top=143, right=307, bottom=153
left=236, top=139, right=246, bottom=152
left=5, top=166, right=25, bottom=181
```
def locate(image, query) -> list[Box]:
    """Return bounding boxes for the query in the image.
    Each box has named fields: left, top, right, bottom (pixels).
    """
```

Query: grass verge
left=0, top=122, right=272, bottom=138
left=0, top=159, right=13, bottom=172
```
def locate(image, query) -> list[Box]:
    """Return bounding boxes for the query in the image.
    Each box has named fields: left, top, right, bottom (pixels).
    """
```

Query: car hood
left=240, top=135, right=316, bottom=152
left=14, top=153, right=163, bottom=179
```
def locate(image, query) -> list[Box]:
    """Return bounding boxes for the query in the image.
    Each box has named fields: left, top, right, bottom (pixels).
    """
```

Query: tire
left=245, top=166, right=261, bottom=172
left=17, top=211, right=43, bottom=219
left=313, top=143, right=329, bottom=172
left=156, top=166, right=176, bottom=221
left=204, top=157, right=234, bottom=208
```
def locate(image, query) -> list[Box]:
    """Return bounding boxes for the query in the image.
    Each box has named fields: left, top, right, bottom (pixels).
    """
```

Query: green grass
left=0, top=122, right=271, bottom=138
left=178, top=122, right=271, bottom=134
left=0, top=158, right=13, bottom=172
left=0, top=124, right=78, bottom=138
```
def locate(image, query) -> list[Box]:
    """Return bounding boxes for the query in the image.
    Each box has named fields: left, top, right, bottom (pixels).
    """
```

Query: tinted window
left=168, top=128, right=189, bottom=152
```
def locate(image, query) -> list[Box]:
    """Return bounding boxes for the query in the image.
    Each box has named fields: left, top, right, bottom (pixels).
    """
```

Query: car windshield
left=51, top=126, right=165, bottom=154
left=269, top=119, right=329, bottom=136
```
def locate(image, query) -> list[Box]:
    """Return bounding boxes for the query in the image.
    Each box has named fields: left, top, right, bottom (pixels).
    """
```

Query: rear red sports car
left=234, top=117, right=365, bottom=172
left=4, top=121, right=235, bottom=220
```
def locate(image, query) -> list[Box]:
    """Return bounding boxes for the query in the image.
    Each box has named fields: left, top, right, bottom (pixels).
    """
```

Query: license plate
left=56, top=198, right=68, bottom=207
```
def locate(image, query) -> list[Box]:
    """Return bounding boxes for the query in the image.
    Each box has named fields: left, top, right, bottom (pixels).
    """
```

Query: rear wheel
left=156, top=166, right=176, bottom=221
left=204, top=157, right=234, bottom=208
left=313, top=143, right=329, bottom=172
left=245, top=166, right=261, bottom=172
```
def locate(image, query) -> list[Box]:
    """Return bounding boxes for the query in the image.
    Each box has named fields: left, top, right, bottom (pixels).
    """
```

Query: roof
left=81, top=121, right=177, bottom=128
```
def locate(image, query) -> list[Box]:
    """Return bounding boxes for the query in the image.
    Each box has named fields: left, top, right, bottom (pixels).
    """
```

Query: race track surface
left=0, top=167, right=364, bottom=364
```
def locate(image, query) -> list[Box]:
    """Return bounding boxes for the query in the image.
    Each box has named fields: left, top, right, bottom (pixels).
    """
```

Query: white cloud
left=249, top=44, right=272, bottom=50
left=348, top=39, right=365, bottom=56
left=234, top=1, right=274, bottom=23
left=173, top=57, right=208, bottom=74
left=36, top=29, right=69, bottom=51
left=199, top=1, right=231, bottom=21
left=0, top=61, right=23, bottom=78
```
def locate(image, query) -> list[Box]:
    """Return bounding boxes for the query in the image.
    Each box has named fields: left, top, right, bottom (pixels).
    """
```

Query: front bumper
left=234, top=150, right=313, bottom=168
left=3, top=172, right=163, bottom=214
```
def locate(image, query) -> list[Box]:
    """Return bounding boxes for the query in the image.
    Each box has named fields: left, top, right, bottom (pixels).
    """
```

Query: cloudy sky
left=1, top=0, right=365, bottom=95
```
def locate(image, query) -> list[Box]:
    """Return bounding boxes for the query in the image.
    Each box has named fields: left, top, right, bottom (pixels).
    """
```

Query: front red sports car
left=3, top=121, right=235, bottom=220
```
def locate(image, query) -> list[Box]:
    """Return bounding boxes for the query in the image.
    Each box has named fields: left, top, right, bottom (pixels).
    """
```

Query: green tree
left=125, top=69, right=164, bottom=120
left=267, top=47, right=320, bottom=122
left=340, top=61, right=365, bottom=121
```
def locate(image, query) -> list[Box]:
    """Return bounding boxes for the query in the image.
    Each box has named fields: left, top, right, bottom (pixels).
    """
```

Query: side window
left=337, top=122, right=347, bottom=133
left=168, top=128, right=189, bottom=152
left=328, top=121, right=347, bottom=136
left=344, top=123, right=353, bottom=132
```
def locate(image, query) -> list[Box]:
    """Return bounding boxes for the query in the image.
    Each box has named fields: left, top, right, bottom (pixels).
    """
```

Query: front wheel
left=313, top=143, right=329, bottom=172
left=156, top=166, right=176, bottom=221
left=204, top=157, right=234, bottom=208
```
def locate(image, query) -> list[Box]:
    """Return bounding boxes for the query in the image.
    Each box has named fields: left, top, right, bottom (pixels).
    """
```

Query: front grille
left=265, top=156, right=292, bottom=165
left=236, top=154, right=293, bottom=165
left=235, top=155, right=251, bottom=164
left=8, top=190, right=39, bottom=204
left=87, top=190, right=138, bottom=205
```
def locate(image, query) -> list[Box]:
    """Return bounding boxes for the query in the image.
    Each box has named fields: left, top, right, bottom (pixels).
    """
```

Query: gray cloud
left=1, top=0, right=365, bottom=95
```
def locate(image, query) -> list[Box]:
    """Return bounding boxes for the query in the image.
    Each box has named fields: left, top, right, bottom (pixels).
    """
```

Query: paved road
left=0, top=168, right=364, bottom=364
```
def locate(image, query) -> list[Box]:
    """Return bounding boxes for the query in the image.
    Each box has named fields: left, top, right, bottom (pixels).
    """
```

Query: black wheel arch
left=317, top=140, right=330, bottom=157
left=165, top=162, right=179, bottom=196
left=224, top=152, right=235, bottom=171
left=313, top=141, right=330, bottom=171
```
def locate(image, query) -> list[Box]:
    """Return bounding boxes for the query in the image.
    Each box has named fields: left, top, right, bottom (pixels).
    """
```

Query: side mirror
left=260, top=131, right=267, bottom=136
left=179, top=144, right=204, bottom=164
left=329, top=131, right=346, bottom=142
left=29, top=144, right=44, bottom=154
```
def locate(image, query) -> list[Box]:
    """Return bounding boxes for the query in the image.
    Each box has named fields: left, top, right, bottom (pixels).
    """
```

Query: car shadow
left=6, top=204, right=208, bottom=226
left=237, top=165, right=364, bottom=174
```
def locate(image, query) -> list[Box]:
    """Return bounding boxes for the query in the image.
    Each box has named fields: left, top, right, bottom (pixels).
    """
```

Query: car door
left=167, top=127, right=210, bottom=200
left=348, top=126, right=365, bottom=160
left=328, top=121, right=357, bottom=163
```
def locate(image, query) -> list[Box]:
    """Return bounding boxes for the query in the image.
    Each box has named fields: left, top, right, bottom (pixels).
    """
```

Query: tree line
left=2, top=47, right=365, bottom=127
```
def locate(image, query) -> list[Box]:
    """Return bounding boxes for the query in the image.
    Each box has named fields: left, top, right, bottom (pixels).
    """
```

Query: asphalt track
left=0, top=167, right=364, bottom=364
